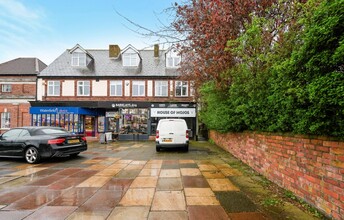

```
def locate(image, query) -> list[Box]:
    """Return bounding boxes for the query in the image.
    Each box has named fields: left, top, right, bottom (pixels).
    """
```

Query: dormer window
left=72, top=52, right=86, bottom=66
left=166, top=49, right=181, bottom=68
left=121, top=45, right=141, bottom=67
left=123, top=53, right=138, bottom=66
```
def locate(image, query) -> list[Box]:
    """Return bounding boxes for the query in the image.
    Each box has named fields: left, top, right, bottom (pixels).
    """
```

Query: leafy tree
left=200, top=0, right=344, bottom=137
left=172, top=0, right=275, bottom=91
left=201, top=0, right=305, bottom=132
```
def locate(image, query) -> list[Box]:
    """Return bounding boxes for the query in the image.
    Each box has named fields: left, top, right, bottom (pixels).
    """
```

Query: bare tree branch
left=113, top=7, right=187, bottom=48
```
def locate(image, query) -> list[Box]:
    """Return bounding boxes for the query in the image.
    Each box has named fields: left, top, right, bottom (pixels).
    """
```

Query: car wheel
left=156, top=146, right=161, bottom=152
left=25, top=147, right=40, bottom=164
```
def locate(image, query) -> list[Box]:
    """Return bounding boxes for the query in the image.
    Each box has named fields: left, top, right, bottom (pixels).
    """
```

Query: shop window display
left=120, top=108, right=148, bottom=134
left=31, top=114, right=83, bottom=134
left=98, top=116, right=105, bottom=133
left=107, top=117, right=117, bottom=131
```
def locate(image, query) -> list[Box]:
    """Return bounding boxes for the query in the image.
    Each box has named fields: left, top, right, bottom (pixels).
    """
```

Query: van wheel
left=156, top=146, right=161, bottom=152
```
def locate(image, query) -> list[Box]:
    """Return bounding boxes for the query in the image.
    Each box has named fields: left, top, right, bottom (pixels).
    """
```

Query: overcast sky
left=0, top=0, right=178, bottom=65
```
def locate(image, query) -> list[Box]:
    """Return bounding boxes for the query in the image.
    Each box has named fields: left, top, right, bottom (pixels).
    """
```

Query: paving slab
left=180, top=168, right=201, bottom=176
left=0, top=140, right=322, bottom=220
left=227, top=212, right=267, bottom=220
left=151, top=191, right=186, bottom=211
left=215, top=191, right=258, bottom=213
left=119, top=188, right=155, bottom=206
left=188, top=206, right=229, bottom=220
left=159, top=169, right=181, bottom=178
left=23, top=206, right=78, bottom=220
left=107, top=207, right=150, bottom=220
left=156, top=177, right=183, bottom=191
left=148, top=211, right=188, bottom=220
left=0, top=210, right=33, bottom=220
left=182, top=176, right=210, bottom=188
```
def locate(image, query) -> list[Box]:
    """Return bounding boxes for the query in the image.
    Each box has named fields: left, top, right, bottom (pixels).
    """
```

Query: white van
left=155, top=119, right=189, bottom=152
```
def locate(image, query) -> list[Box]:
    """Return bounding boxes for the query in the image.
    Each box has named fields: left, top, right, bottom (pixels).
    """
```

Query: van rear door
left=171, top=120, right=187, bottom=144
left=158, top=119, right=187, bottom=144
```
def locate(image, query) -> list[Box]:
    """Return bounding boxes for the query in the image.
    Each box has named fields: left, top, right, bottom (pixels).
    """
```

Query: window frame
left=166, top=50, right=181, bottom=68
left=122, top=53, right=138, bottom=67
left=1, top=84, right=12, bottom=92
left=77, top=81, right=90, bottom=96
left=1, top=112, right=10, bottom=129
left=72, top=52, right=86, bottom=66
left=132, top=81, right=145, bottom=97
left=110, top=80, right=123, bottom=96
left=47, top=81, right=60, bottom=96
left=155, top=81, right=168, bottom=97
left=175, top=81, right=188, bottom=97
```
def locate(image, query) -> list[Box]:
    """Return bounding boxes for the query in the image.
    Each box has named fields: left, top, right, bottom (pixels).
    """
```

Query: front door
left=85, top=116, right=95, bottom=136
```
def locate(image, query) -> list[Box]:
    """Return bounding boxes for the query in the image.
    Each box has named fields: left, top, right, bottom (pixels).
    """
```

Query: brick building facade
left=30, top=44, right=197, bottom=140
left=0, top=58, right=47, bottom=133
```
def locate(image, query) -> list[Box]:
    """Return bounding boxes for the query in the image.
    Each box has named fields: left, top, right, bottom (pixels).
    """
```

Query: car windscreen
left=35, top=128, right=70, bottom=135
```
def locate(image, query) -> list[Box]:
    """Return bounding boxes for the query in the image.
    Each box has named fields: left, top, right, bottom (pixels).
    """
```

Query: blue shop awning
left=30, top=107, right=99, bottom=116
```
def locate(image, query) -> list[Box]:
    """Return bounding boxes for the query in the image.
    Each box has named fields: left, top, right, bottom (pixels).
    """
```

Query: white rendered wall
left=147, top=80, right=153, bottom=97
left=92, top=80, right=107, bottom=96
left=62, top=80, right=75, bottom=96
left=125, top=80, right=130, bottom=96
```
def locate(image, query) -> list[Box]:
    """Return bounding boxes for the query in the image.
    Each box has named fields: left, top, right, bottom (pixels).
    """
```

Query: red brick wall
left=209, top=130, right=344, bottom=220
left=0, top=103, right=31, bottom=133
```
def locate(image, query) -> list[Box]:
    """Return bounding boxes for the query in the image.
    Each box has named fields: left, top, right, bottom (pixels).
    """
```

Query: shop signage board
left=151, top=108, right=196, bottom=117
left=29, top=107, right=99, bottom=116
left=111, top=103, right=138, bottom=108
left=106, top=112, right=117, bottom=117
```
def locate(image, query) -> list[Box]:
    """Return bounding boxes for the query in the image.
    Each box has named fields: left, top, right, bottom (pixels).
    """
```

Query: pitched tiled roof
left=39, top=47, right=180, bottom=77
left=0, top=58, right=47, bottom=75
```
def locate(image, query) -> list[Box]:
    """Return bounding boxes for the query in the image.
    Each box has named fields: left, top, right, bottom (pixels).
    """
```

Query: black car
left=0, top=126, right=87, bottom=164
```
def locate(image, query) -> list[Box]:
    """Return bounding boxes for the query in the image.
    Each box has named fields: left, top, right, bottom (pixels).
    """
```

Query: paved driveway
left=0, top=141, right=317, bottom=220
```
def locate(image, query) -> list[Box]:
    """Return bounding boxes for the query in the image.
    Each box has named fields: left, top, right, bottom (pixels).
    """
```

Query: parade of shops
left=29, top=101, right=197, bottom=141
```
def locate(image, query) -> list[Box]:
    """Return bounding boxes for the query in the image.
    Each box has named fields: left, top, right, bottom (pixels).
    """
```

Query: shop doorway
left=85, top=116, right=95, bottom=136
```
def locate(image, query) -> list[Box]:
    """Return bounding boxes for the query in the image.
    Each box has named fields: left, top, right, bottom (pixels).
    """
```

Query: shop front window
left=107, top=117, right=117, bottom=131
left=98, top=116, right=105, bottom=133
left=31, top=114, right=83, bottom=134
left=120, top=109, right=148, bottom=134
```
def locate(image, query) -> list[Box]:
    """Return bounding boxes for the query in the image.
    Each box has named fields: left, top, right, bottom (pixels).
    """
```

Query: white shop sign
left=151, top=108, right=196, bottom=117
left=106, top=112, right=117, bottom=117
